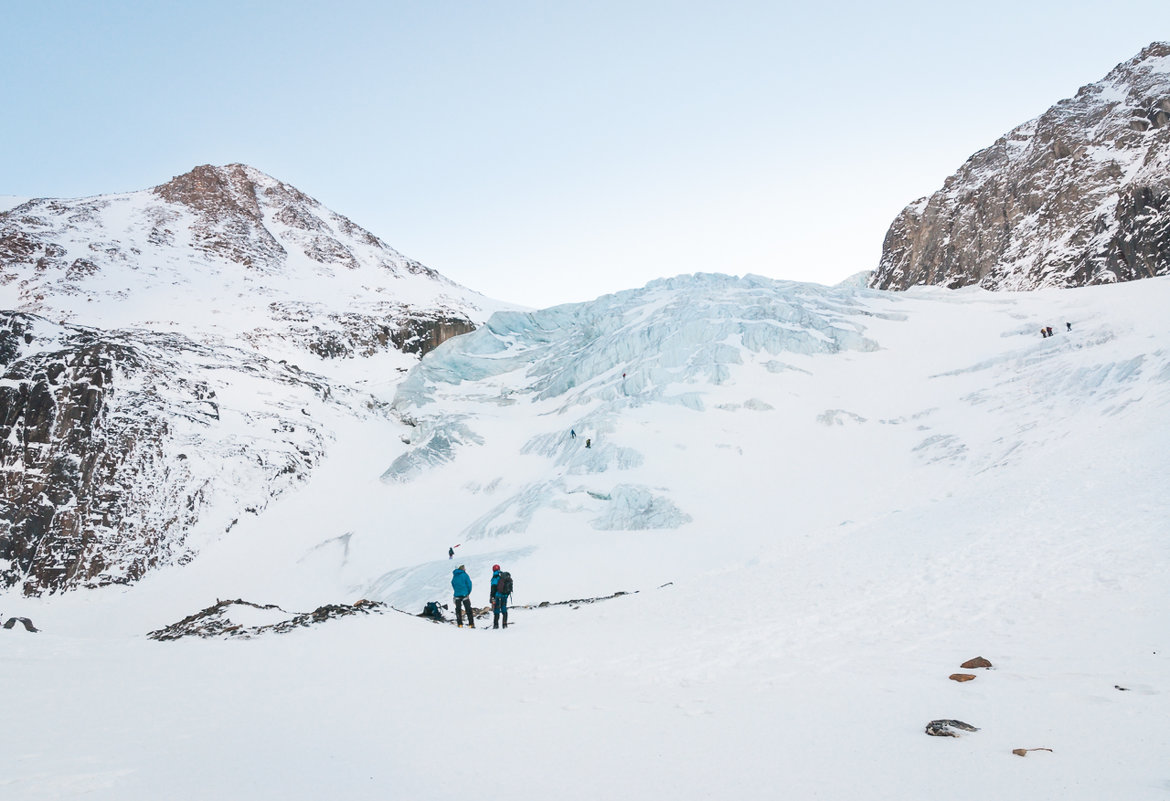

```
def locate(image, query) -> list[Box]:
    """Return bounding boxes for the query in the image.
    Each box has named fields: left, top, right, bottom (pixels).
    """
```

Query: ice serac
left=386, top=274, right=884, bottom=537
left=872, top=42, right=1170, bottom=291
left=0, top=165, right=511, bottom=595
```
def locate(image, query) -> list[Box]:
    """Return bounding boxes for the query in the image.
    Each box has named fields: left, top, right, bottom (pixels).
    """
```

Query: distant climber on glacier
left=570, top=429, right=576, bottom=439
left=489, top=564, right=513, bottom=629
left=448, top=546, right=454, bottom=559
left=451, top=565, right=474, bottom=628
left=1067, top=321, right=1072, bottom=331
left=585, top=438, right=591, bottom=448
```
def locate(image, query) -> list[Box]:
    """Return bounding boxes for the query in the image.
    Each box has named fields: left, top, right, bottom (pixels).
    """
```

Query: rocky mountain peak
left=154, top=163, right=279, bottom=222
left=871, top=42, right=1170, bottom=291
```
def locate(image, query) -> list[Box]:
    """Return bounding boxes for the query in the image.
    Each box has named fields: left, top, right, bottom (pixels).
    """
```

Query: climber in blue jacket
left=451, top=565, right=474, bottom=628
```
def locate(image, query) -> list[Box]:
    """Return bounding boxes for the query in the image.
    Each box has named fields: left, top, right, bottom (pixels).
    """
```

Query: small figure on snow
left=585, top=438, right=591, bottom=448
left=1040, top=327, right=1047, bottom=338
left=570, top=429, right=576, bottom=439
left=1066, top=321, right=1072, bottom=332
left=448, top=546, right=454, bottom=559
left=489, top=564, right=513, bottom=629
left=451, top=565, right=474, bottom=628
left=1046, top=326, right=1053, bottom=337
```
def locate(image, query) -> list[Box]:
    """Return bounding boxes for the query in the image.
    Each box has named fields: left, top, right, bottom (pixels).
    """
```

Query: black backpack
left=421, top=601, right=444, bottom=620
left=497, top=572, right=513, bottom=596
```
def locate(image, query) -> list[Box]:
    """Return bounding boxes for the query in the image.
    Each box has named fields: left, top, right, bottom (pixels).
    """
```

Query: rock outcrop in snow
left=0, top=311, right=348, bottom=594
left=146, top=598, right=385, bottom=640
left=872, top=42, right=1170, bottom=291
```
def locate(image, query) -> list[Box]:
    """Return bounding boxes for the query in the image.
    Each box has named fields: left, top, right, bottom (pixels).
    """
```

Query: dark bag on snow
left=420, top=601, right=444, bottom=620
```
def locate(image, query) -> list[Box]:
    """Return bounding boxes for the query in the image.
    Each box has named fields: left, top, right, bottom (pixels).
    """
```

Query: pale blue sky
left=2, top=1, right=1168, bottom=307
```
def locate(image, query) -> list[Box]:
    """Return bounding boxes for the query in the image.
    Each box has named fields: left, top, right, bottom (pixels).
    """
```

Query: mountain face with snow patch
left=0, top=164, right=489, bottom=357
left=872, top=42, right=1170, bottom=291
left=0, top=165, right=512, bottom=595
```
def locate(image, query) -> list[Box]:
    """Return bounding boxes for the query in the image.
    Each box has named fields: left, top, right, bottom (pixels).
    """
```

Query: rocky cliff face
left=0, top=312, right=351, bottom=594
left=0, top=165, right=511, bottom=594
left=872, top=42, right=1170, bottom=291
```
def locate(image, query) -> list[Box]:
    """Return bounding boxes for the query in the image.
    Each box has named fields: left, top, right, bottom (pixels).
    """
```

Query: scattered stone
left=2, top=616, right=38, bottom=632
left=949, top=673, right=977, bottom=682
left=1115, top=685, right=1130, bottom=691
left=514, top=590, right=636, bottom=610
left=925, top=719, right=980, bottom=737
left=1012, top=748, right=1053, bottom=757
left=960, top=656, right=993, bottom=669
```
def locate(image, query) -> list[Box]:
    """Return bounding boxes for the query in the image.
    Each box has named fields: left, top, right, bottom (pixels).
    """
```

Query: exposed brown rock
left=949, top=673, right=977, bottom=682
left=1013, top=748, right=1053, bottom=756
left=961, top=656, right=993, bottom=669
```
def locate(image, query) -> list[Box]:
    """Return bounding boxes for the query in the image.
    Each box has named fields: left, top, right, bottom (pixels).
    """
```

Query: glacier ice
left=382, top=274, right=888, bottom=534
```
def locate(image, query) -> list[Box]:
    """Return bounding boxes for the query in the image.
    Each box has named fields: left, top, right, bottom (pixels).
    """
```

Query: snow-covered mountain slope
left=873, top=42, right=1170, bottom=291
left=4, top=273, right=1168, bottom=801
left=0, top=164, right=510, bottom=361
left=0, top=165, right=517, bottom=594
left=88, top=271, right=1168, bottom=619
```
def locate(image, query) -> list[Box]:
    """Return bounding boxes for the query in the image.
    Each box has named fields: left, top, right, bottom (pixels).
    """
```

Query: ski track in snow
left=2, top=275, right=1169, bottom=800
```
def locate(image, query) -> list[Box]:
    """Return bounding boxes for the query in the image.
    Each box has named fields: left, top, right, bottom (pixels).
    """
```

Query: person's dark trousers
left=454, top=596, right=474, bottom=627
left=492, top=594, right=508, bottom=628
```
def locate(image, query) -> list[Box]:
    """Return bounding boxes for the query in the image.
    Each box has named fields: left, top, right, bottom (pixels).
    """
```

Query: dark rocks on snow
left=2, top=616, right=38, bottom=632
left=147, top=598, right=384, bottom=641
left=925, top=719, right=980, bottom=737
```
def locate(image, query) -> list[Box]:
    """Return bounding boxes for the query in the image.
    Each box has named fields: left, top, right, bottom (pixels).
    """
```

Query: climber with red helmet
left=488, top=564, right=512, bottom=629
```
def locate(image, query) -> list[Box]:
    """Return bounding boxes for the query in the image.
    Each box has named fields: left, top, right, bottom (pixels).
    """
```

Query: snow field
left=3, top=275, right=1169, bottom=799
